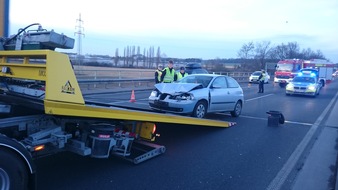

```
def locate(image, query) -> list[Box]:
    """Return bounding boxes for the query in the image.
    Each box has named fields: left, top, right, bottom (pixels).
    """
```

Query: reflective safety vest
left=156, top=70, right=162, bottom=82
left=260, top=73, right=266, bottom=82
left=163, top=67, right=175, bottom=83
left=177, top=72, right=188, bottom=80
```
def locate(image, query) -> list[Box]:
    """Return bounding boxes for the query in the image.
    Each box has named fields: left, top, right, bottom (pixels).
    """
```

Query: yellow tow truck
left=0, top=24, right=234, bottom=190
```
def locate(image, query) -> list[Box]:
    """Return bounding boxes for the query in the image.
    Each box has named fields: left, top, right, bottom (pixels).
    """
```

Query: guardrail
left=75, top=69, right=154, bottom=80
left=212, top=72, right=252, bottom=82
left=75, top=69, right=254, bottom=90
left=78, top=78, right=154, bottom=90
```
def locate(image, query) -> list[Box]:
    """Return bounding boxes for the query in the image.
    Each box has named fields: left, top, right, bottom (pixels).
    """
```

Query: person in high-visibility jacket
left=154, top=64, right=163, bottom=83
left=258, top=70, right=266, bottom=93
left=161, top=60, right=176, bottom=83
left=175, top=67, right=189, bottom=81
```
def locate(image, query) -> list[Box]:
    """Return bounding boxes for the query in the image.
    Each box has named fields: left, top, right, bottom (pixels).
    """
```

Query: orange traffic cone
left=129, top=90, right=136, bottom=102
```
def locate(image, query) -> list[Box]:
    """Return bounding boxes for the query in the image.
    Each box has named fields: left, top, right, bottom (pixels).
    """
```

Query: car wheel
left=231, top=101, right=242, bottom=117
left=192, top=101, right=207, bottom=118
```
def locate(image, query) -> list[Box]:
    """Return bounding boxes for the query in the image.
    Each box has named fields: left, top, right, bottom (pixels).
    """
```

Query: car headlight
left=175, top=93, right=194, bottom=100
left=307, top=85, right=316, bottom=91
left=286, top=84, right=294, bottom=90
left=150, top=91, right=158, bottom=97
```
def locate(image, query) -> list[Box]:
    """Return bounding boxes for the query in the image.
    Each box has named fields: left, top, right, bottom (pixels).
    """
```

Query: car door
left=225, top=77, right=242, bottom=110
left=209, top=76, right=230, bottom=112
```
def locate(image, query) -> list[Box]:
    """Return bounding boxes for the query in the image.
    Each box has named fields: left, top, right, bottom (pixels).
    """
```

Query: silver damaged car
left=148, top=74, right=244, bottom=118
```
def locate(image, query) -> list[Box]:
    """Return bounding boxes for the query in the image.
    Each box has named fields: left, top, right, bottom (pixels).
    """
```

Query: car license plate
left=154, top=100, right=168, bottom=107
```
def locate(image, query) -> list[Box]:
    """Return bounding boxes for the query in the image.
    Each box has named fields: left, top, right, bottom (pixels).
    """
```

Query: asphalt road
left=36, top=80, right=338, bottom=190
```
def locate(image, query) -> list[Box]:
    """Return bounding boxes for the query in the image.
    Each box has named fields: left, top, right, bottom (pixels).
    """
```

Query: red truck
left=274, top=59, right=335, bottom=87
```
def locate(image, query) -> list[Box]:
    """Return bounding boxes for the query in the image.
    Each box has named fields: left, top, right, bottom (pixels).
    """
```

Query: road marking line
left=109, top=101, right=149, bottom=105
left=284, top=120, right=312, bottom=126
left=245, top=94, right=274, bottom=102
left=240, top=115, right=312, bottom=126
left=266, top=90, right=338, bottom=190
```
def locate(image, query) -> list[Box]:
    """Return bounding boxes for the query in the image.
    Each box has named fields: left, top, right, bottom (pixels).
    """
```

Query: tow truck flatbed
left=0, top=50, right=233, bottom=128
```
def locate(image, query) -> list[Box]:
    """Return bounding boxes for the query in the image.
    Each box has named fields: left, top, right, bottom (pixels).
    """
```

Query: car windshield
left=276, top=64, right=293, bottom=72
left=252, top=71, right=261, bottom=76
left=293, top=77, right=315, bottom=83
left=179, top=75, right=213, bottom=88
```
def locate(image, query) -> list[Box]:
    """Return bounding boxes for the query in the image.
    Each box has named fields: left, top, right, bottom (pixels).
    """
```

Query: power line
left=74, top=13, right=85, bottom=65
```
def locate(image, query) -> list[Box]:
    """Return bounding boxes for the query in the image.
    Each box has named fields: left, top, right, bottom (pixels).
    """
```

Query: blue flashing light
left=299, top=70, right=317, bottom=77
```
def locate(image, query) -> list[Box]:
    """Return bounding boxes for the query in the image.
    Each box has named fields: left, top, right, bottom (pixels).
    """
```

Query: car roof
left=252, top=71, right=268, bottom=74
left=189, top=74, right=230, bottom=77
left=301, top=68, right=317, bottom=71
left=186, top=63, right=202, bottom=68
left=295, top=74, right=317, bottom=79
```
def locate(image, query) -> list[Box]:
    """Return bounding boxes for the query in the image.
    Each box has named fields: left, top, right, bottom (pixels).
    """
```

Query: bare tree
left=148, top=46, right=155, bottom=68
left=136, top=46, right=140, bottom=67
left=254, top=41, right=271, bottom=69
left=114, top=48, right=119, bottom=67
left=123, top=47, right=126, bottom=67
left=237, top=41, right=254, bottom=59
left=126, top=46, right=130, bottom=67
left=301, top=48, right=313, bottom=59
left=270, top=43, right=288, bottom=60
left=131, top=46, right=135, bottom=67
left=314, top=49, right=325, bottom=59
left=147, top=49, right=151, bottom=68
left=156, top=47, right=161, bottom=67
left=143, top=48, right=146, bottom=67
left=299, top=48, right=325, bottom=60
left=238, top=41, right=328, bottom=67
left=287, top=42, right=300, bottom=58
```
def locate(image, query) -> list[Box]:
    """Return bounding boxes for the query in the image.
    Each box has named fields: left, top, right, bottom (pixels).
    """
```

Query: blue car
left=149, top=74, right=244, bottom=118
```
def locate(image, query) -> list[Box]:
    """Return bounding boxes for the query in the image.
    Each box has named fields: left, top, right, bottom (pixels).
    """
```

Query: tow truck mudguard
left=0, top=134, right=37, bottom=190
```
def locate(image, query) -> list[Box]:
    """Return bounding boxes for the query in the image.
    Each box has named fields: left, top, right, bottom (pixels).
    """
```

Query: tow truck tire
left=231, top=101, right=242, bottom=117
left=0, top=148, right=29, bottom=190
left=192, top=101, right=207, bottom=118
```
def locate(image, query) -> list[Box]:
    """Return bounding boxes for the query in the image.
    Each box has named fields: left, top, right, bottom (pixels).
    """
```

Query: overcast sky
left=8, top=0, right=338, bottom=62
